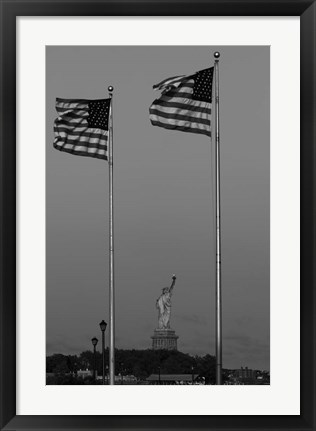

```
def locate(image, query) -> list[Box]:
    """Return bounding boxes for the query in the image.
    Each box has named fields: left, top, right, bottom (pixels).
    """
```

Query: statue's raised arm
left=169, top=274, right=177, bottom=293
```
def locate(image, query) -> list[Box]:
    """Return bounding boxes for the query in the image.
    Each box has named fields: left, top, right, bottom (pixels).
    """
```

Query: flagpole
left=213, top=52, right=222, bottom=385
left=108, top=85, right=115, bottom=385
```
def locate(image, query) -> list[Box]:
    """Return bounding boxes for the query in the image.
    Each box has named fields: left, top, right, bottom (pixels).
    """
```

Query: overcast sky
left=46, top=46, right=270, bottom=370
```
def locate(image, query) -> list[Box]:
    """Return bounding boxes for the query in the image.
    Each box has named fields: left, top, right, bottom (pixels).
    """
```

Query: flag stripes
left=153, top=75, right=187, bottom=91
left=54, top=98, right=110, bottom=161
left=150, top=119, right=210, bottom=136
left=150, top=106, right=210, bottom=121
left=149, top=68, right=213, bottom=137
left=152, top=99, right=211, bottom=113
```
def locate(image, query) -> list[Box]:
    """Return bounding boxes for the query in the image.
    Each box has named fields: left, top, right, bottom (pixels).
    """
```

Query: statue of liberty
left=156, top=275, right=177, bottom=329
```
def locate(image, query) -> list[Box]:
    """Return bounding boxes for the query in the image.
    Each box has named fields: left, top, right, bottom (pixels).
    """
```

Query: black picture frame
left=1, top=1, right=315, bottom=430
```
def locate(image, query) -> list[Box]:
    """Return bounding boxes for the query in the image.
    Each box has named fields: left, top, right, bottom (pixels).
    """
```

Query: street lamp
left=120, top=363, right=124, bottom=385
left=99, top=320, right=107, bottom=385
left=91, top=337, right=98, bottom=382
left=106, top=365, right=109, bottom=385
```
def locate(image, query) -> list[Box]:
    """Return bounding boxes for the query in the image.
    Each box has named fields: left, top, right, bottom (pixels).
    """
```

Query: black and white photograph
left=46, top=45, right=270, bottom=386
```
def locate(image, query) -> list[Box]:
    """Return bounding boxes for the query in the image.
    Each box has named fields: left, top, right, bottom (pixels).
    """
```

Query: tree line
left=46, top=348, right=216, bottom=384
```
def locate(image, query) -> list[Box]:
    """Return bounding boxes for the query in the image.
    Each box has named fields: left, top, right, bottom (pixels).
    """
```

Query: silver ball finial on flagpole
left=214, top=52, right=220, bottom=59
left=108, top=86, right=114, bottom=98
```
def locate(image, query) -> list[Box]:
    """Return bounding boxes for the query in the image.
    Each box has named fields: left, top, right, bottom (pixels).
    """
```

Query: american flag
left=149, top=67, right=214, bottom=137
left=54, top=98, right=111, bottom=160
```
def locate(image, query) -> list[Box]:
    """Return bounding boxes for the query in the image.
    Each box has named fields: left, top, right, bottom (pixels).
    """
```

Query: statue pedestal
left=151, top=329, right=179, bottom=351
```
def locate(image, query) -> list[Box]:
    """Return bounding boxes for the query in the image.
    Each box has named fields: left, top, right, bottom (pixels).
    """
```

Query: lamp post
left=99, top=320, right=107, bottom=385
left=106, top=365, right=109, bottom=384
left=91, top=337, right=98, bottom=382
left=191, top=365, right=194, bottom=384
left=120, top=363, right=124, bottom=385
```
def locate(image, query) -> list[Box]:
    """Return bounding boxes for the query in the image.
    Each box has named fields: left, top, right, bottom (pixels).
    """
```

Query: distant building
left=146, top=373, right=200, bottom=385
left=77, top=369, right=94, bottom=378
left=96, top=374, right=138, bottom=384
left=122, top=374, right=138, bottom=383
left=224, top=367, right=269, bottom=385
left=236, top=366, right=256, bottom=382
